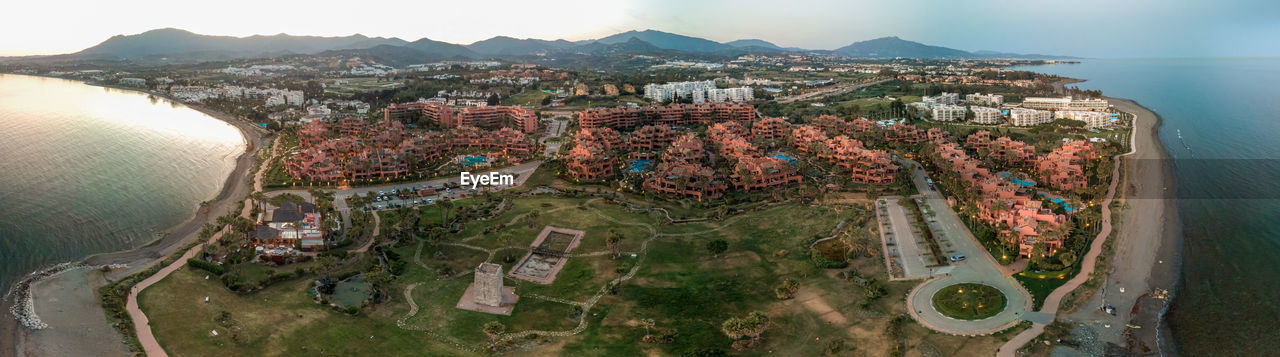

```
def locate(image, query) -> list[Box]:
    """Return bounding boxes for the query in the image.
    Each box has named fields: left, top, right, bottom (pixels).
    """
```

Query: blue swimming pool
left=773, top=154, right=798, bottom=165
left=627, top=159, right=652, bottom=174
left=1036, top=192, right=1075, bottom=211
left=461, top=155, right=489, bottom=166
left=1000, top=172, right=1036, bottom=187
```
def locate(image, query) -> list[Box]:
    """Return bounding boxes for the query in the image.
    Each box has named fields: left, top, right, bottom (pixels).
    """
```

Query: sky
left=2, top=0, right=1277, bottom=58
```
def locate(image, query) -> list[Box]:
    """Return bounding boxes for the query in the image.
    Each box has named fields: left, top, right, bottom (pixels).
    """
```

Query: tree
left=705, top=239, right=728, bottom=257
left=366, top=266, right=392, bottom=288
left=640, top=318, right=656, bottom=341
left=607, top=229, right=623, bottom=259
left=437, top=198, right=453, bottom=226
left=500, top=232, right=515, bottom=262
left=721, top=311, right=770, bottom=350
left=482, top=321, right=505, bottom=341
left=486, top=93, right=500, bottom=106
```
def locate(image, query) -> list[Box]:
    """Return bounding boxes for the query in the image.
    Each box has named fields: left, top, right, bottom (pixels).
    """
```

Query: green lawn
left=931, top=283, right=1007, bottom=320
left=140, top=194, right=1019, bottom=355
left=1013, top=269, right=1073, bottom=310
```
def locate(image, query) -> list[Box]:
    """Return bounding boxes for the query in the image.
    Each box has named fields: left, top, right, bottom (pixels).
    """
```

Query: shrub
left=188, top=259, right=226, bottom=275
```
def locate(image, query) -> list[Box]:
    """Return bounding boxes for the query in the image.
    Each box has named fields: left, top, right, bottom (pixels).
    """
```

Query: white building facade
left=932, top=104, right=966, bottom=122
left=1009, top=108, right=1052, bottom=126
left=971, top=106, right=1003, bottom=125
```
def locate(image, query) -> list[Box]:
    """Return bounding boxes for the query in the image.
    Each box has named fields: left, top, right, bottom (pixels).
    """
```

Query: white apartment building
left=932, top=104, right=966, bottom=122
left=922, top=92, right=960, bottom=106
left=971, top=106, right=1003, bottom=125
left=1022, top=96, right=1109, bottom=110
left=1055, top=110, right=1112, bottom=128
left=643, top=80, right=717, bottom=102
left=645, top=80, right=752, bottom=103
left=1009, top=108, right=1052, bottom=126
left=966, top=92, right=1004, bottom=106
left=700, top=86, right=754, bottom=103
left=119, top=78, right=146, bottom=87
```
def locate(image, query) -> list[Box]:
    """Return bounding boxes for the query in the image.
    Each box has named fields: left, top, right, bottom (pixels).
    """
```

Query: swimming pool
left=626, top=159, right=652, bottom=174
left=460, top=155, right=489, bottom=166
left=999, top=172, right=1037, bottom=187
left=772, top=154, right=798, bottom=165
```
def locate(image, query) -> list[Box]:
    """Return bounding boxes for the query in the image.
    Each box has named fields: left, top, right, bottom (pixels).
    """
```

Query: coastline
left=0, top=77, right=269, bottom=357
left=1077, top=97, right=1182, bottom=356
left=996, top=79, right=1183, bottom=356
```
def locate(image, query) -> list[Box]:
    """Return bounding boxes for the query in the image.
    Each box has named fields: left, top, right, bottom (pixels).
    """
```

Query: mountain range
left=25, top=28, right=1074, bottom=64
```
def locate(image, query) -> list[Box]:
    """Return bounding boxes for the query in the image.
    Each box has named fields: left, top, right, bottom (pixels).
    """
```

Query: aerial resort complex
left=10, top=2, right=1257, bottom=356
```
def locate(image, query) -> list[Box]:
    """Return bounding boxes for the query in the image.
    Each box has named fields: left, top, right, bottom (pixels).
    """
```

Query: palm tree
left=640, top=318, right=656, bottom=341
left=606, top=229, right=623, bottom=259
left=437, top=198, right=453, bottom=226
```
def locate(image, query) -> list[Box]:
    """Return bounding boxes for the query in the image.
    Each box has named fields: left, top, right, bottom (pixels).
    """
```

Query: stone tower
left=473, top=263, right=504, bottom=307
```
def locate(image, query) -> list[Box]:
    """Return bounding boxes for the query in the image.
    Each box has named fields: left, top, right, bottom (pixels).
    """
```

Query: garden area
left=931, top=283, right=1008, bottom=320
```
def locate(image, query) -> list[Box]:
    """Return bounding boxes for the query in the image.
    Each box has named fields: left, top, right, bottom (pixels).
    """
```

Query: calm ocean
left=1013, top=58, right=1280, bottom=355
left=0, top=74, right=244, bottom=292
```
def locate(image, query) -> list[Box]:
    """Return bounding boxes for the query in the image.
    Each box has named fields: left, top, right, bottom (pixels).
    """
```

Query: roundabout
left=931, top=283, right=1007, bottom=320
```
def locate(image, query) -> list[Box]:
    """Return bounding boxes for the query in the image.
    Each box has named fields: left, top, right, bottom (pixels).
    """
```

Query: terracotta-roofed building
left=885, top=123, right=926, bottom=143
left=385, top=101, right=537, bottom=133
left=662, top=133, right=706, bottom=164
left=578, top=103, right=755, bottom=130
left=643, top=161, right=728, bottom=201
left=285, top=148, right=342, bottom=182
left=849, top=118, right=877, bottom=133
left=627, top=125, right=676, bottom=152
left=729, top=155, right=802, bottom=191
left=385, top=101, right=457, bottom=128
left=811, top=114, right=850, bottom=136
left=575, top=127, right=623, bottom=152
left=338, top=116, right=365, bottom=136
left=565, top=141, right=616, bottom=182
left=752, top=117, right=791, bottom=141
left=1037, top=140, right=1094, bottom=191
left=791, top=125, right=830, bottom=155
left=456, top=106, right=538, bottom=133
left=926, top=128, right=950, bottom=142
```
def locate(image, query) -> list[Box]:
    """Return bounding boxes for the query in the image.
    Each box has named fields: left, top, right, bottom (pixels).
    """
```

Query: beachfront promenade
left=994, top=103, right=1140, bottom=356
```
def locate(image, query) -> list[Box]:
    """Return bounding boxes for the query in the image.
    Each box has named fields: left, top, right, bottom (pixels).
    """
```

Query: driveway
left=899, top=160, right=1035, bottom=335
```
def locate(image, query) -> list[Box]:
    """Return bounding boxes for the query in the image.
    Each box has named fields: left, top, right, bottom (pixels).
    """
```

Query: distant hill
left=403, top=38, right=479, bottom=59
left=8, top=28, right=1074, bottom=66
left=569, top=38, right=666, bottom=56
left=75, top=28, right=409, bottom=59
left=724, top=39, right=805, bottom=52
left=834, top=36, right=972, bottom=59
left=466, top=36, right=576, bottom=56
left=594, top=30, right=735, bottom=53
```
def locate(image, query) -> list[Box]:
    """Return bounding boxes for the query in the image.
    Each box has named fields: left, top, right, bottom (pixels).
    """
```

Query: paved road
left=900, top=160, right=1035, bottom=336
left=878, top=197, right=936, bottom=279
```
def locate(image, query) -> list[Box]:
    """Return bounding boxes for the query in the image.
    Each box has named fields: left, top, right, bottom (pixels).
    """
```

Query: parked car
left=949, top=254, right=967, bottom=262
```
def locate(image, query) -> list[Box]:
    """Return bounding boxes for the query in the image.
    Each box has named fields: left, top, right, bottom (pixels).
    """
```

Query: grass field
left=931, top=283, right=1008, bottom=320
left=141, top=193, right=1025, bottom=356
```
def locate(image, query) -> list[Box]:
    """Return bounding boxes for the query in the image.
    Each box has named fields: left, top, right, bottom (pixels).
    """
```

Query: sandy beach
left=0, top=84, right=269, bottom=357
left=1061, top=97, right=1181, bottom=355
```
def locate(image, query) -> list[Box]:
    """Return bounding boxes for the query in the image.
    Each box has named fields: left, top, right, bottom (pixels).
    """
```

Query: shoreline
left=996, top=78, right=1183, bottom=356
left=0, top=76, right=269, bottom=357
left=1087, top=97, right=1182, bottom=356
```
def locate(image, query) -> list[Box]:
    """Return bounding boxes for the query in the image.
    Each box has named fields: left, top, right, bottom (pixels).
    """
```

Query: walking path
left=124, top=137, right=279, bottom=357
left=995, top=105, right=1141, bottom=356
